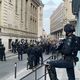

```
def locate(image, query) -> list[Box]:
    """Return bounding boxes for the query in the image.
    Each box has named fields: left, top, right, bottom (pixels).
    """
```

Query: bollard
left=35, top=69, right=37, bottom=80
left=27, top=61, right=28, bottom=70
left=44, top=65, right=47, bottom=80
left=14, top=62, right=17, bottom=79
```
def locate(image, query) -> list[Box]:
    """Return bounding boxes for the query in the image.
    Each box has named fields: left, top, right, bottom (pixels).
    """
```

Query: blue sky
left=41, top=0, right=63, bottom=34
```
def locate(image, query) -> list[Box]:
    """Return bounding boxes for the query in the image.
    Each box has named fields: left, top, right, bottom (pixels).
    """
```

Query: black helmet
left=64, top=24, right=75, bottom=33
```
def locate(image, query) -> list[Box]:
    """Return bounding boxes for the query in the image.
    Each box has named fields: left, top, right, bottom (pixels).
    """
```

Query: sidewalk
left=2, top=54, right=80, bottom=80
left=1, top=53, right=52, bottom=80
left=2, top=52, right=80, bottom=80
left=5, top=51, right=17, bottom=58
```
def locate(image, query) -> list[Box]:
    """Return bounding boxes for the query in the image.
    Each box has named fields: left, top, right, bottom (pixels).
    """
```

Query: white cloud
left=43, top=18, right=50, bottom=33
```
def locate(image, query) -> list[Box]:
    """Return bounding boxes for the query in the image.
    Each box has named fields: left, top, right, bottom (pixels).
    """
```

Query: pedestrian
left=46, top=24, right=80, bottom=80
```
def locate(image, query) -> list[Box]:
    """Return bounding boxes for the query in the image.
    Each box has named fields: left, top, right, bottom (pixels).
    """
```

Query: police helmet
left=64, top=24, right=75, bottom=33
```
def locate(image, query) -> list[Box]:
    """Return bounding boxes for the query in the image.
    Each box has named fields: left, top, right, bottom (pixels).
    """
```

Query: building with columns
left=50, top=3, right=64, bottom=39
left=50, top=0, right=76, bottom=39
left=0, top=0, right=43, bottom=52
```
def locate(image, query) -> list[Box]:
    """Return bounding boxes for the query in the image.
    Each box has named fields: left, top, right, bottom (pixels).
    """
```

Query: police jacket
left=57, top=34, right=80, bottom=62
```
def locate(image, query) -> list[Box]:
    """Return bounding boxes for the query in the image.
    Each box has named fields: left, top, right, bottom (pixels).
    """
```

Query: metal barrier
left=20, top=64, right=49, bottom=80
left=20, top=56, right=52, bottom=80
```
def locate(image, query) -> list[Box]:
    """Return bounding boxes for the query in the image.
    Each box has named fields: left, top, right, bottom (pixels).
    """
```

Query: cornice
left=32, top=0, right=44, bottom=7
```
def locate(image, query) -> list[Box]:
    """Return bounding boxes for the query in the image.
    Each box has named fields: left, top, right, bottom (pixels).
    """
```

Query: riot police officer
left=0, top=40, right=6, bottom=61
left=38, top=42, right=43, bottom=64
left=17, top=40, right=24, bottom=61
left=24, top=40, right=28, bottom=54
left=27, top=44, right=35, bottom=69
left=46, top=24, right=79, bottom=80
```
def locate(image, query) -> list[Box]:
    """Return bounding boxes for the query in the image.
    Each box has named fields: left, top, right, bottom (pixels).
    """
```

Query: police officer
left=33, top=43, right=39, bottom=67
left=0, top=40, right=6, bottom=61
left=46, top=24, right=79, bottom=80
left=38, top=42, right=43, bottom=64
left=24, top=40, right=28, bottom=54
left=17, top=40, right=24, bottom=61
left=27, top=44, right=35, bottom=69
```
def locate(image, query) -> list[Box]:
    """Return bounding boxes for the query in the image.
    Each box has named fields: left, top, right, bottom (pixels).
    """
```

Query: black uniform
left=17, top=42, right=24, bottom=61
left=27, top=45, right=35, bottom=69
left=33, top=45, right=39, bottom=67
left=46, top=24, right=80, bottom=80
left=0, top=43, right=6, bottom=61
left=38, top=45, right=43, bottom=64
left=24, top=41, right=28, bottom=54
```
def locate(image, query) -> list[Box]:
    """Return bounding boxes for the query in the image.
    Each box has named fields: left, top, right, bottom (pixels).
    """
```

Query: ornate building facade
left=0, top=0, right=43, bottom=52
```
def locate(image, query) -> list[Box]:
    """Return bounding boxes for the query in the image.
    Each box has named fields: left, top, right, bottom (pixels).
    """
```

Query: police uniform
left=33, top=45, right=39, bottom=67
left=46, top=24, right=79, bottom=80
left=38, top=45, right=43, bottom=64
left=27, top=45, right=34, bottom=69
left=17, top=42, right=24, bottom=61
left=0, top=41, right=6, bottom=61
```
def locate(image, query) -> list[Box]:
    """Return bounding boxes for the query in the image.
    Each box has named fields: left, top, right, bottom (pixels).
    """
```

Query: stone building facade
left=50, top=0, right=76, bottom=39
left=0, top=0, right=43, bottom=52
left=50, top=3, right=64, bottom=39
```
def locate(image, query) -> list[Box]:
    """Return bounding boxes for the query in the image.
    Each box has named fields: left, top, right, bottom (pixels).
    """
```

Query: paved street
left=20, top=64, right=80, bottom=80
left=0, top=52, right=52, bottom=80
left=0, top=52, right=80, bottom=80
left=0, top=53, right=27, bottom=80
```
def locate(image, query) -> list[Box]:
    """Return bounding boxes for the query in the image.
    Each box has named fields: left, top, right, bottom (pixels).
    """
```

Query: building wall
left=0, top=2, right=1, bottom=25
left=29, top=0, right=38, bottom=36
left=50, top=0, right=76, bottom=39
left=0, top=0, right=43, bottom=52
left=64, top=0, right=75, bottom=22
left=50, top=3, right=64, bottom=39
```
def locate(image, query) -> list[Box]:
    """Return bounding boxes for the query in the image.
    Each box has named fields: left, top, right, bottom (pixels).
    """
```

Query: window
left=21, top=0, right=23, bottom=21
left=15, top=0, right=18, bottom=14
left=9, top=0, right=11, bottom=2
left=9, top=0, right=13, bottom=5
left=25, top=0, right=28, bottom=28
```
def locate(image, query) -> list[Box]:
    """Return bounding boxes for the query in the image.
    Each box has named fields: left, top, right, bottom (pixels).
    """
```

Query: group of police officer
left=26, top=39, right=58, bottom=69
left=11, top=38, right=57, bottom=69
left=11, top=39, right=28, bottom=61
